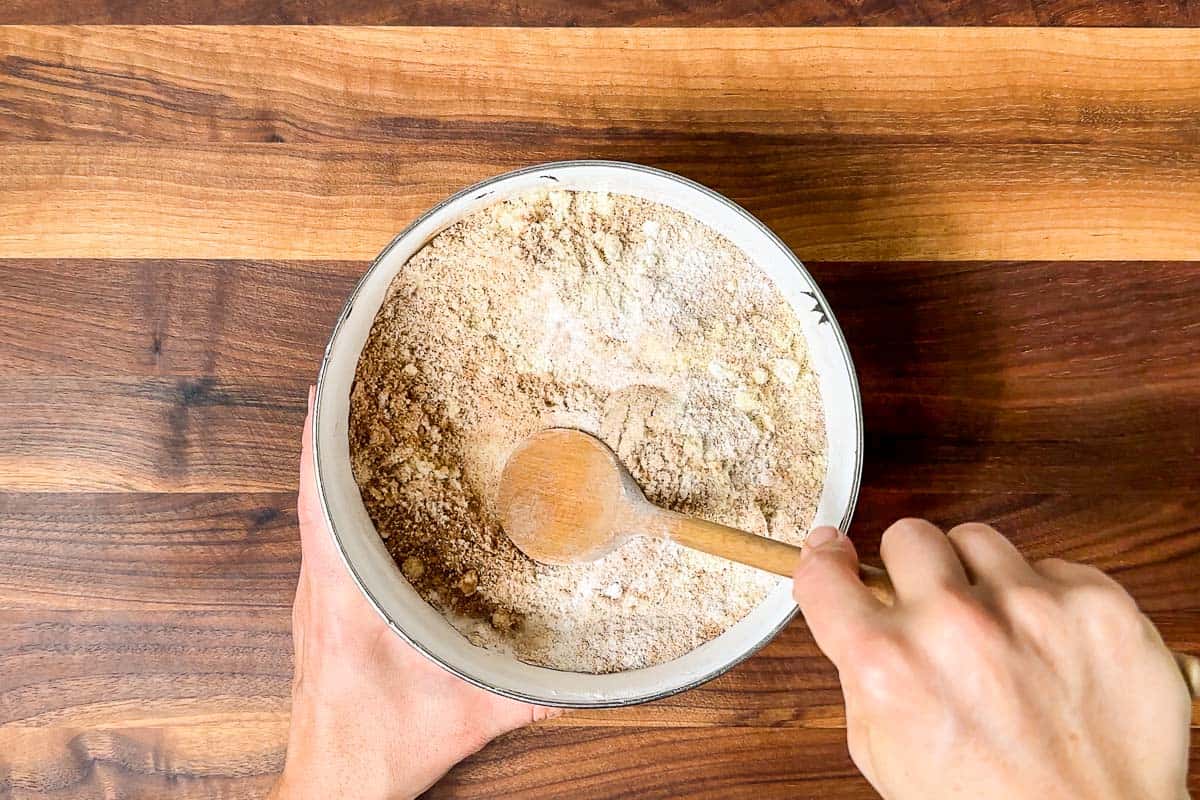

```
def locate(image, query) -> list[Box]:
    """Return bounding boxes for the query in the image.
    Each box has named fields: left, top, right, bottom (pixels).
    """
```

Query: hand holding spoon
left=496, top=427, right=894, bottom=602
left=497, top=428, right=1200, bottom=698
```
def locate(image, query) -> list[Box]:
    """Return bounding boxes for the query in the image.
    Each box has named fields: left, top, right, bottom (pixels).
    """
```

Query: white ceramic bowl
left=313, top=161, right=862, bottom=707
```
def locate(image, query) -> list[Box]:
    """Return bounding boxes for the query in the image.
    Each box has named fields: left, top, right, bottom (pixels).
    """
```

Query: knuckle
left=937, top=588, right=1003, bottom=641
left=1071, top=582, right=1140, bottom=625
left=794, top=545, right=848, bottom=581
left=881, top=517, right=943, bottom=553
left=1082, top=565, right=1121, bottom=589
left=845, top=630, right=919, bottom=706
left=1067, top=561, right=1108, bottom=583
left=1033, top=556, right=1070, bottom=574
left=1000, top=583, right=1063, bottom=634
left=888, top=517, right=939, bottom=538
left=1035, top=557, right=1111, bottom=589
left=947, top=521, right=999, bottom=547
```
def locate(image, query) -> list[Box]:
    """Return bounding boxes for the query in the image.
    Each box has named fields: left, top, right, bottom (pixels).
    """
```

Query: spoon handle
left=653, top=509, right=1200, bottom=698
left=649, top=509, right=894, bottom=603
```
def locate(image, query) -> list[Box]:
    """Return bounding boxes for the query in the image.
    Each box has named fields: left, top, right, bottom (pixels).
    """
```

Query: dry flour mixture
left=349, top=189, right=825, bottom=673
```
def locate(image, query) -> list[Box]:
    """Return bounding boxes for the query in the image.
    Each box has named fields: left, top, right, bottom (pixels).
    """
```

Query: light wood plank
left=2, top=143, right=1199, bottom=261
left=2, top=28, right=1200, bottom=144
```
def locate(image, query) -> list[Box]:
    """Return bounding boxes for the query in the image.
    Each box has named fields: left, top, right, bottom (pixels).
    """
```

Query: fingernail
left=804, top=526, right=842, bottom=553
left=307, top=385, right=316, bottom=408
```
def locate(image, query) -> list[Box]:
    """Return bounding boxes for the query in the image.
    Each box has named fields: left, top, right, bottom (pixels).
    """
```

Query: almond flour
left=349, top=189, right=825, bottom=673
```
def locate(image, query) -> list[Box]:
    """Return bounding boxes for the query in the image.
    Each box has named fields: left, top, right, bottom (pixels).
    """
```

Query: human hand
left=269, top=389, right=559, bottom=800
left=793, top=520, right=1192, bottom=800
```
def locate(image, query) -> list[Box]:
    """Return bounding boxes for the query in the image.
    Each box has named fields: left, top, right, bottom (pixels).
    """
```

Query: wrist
left=269, top=762, right=423, bottom=800
left=273, top=699, right=492, bottom=800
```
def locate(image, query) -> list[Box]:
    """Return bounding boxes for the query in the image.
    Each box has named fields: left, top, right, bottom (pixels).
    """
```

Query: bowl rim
left=313, top=159, right=863, bottom=707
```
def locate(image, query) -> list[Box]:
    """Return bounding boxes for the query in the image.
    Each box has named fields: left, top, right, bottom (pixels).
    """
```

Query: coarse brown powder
left=349, top=189, right=825, bottom=673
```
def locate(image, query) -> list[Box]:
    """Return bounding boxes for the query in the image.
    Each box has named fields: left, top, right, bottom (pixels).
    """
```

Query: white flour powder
left=350, top=189, right=825, bottom=673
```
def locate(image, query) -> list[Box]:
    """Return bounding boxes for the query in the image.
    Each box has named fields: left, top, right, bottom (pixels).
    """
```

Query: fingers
left=879, top=518, right=968, bottom=602
left=297, top=386, right=341, bottom=576
left=291, top=562, right=311, bottom=684
left=947, top=522, right=1035, bottom=586
left=298, top=386, right=320, bottom=526
left=793, top=527, right=886, bottom=666
left=845, top=715, right=881, bottom=791
left=1032, top=556, right=1120, bottom=589
left=528, top=704, right=564, bottom=724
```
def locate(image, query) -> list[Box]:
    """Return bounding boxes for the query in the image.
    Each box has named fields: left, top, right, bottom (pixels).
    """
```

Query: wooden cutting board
left=1, top=4, right=1198, bottom=798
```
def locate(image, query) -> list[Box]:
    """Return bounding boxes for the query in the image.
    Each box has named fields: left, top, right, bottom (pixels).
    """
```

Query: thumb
left=793, top=527, right=883, bottom=667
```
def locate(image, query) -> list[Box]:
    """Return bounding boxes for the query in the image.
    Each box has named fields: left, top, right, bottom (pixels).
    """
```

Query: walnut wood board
left=0, top=19, right=1197, bottom=800
left=1, top=1, right=1197, bottom=26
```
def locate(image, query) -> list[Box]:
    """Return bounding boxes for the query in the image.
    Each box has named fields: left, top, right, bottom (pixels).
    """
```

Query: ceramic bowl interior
left=314, top=160, right=862, bottom=707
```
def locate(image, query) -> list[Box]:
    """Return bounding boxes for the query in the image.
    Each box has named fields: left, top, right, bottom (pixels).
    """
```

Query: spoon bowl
left=498, top=428, right=861, bottom=582
left=497, top=428, right=634, bottom=565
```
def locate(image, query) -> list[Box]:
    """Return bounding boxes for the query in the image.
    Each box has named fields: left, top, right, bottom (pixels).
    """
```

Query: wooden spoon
left=497, top=428, right=1200, bottom=699
left=497, top=427, right=894, bottom=603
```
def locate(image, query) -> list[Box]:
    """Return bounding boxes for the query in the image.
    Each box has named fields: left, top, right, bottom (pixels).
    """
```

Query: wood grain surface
left=1, top=16, right=1198, bottom=800
left=4, top=28, right=1200, bottom=145
left=4, top=28, right=1200, bottom=262
left=2, top=0, right=1197, bottom=26
left=5, top=142, right=1200, bottom=261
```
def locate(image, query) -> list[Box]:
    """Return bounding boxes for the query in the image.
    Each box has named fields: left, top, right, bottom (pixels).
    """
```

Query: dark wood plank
left=429, top=726, right=872, bottom=800
left=0, top=492, right=299, bottom=611
left=858, top=378, right=1200, bottom=493
left=7, top=720, right=1198, bottom=800
left=3, top=143, right=1200, bottom=261
left=0, top=490, right=1194, bottom=730
left=5, top=267, right=1200, bottom=494
left=809, top=261, right=1200, bottom=383
left=1, top=490, right=1195, bottom=618
left=3, top=28, right=1200, bottom=145
left=0, top=724, right=283, bottom=800
left=0, top=608, right=291, bottom=727
left=0, top=602, right=1190, bottom=731
left=4, top=712, right=1199, bottom=800
left=570, top=610, right=1200, bottom=728
left=0, top=260, right=356, bottom=378
left=7, top=266, right=1200, bottom=497
left=848, top=490, right=1200, bottom=615
left=0, top=495, right=1194, bottom=795
left=0, top=591, right=834, bottom=731
left=3, top=375, right=1198, bottom=493
left=1, top=0, right=1196, bottom=26
left=8, top=260, right=1200, bottom=381
left=432, top=720, right=1200, bottom=800
left=0, top=378, right=308, bottom=492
